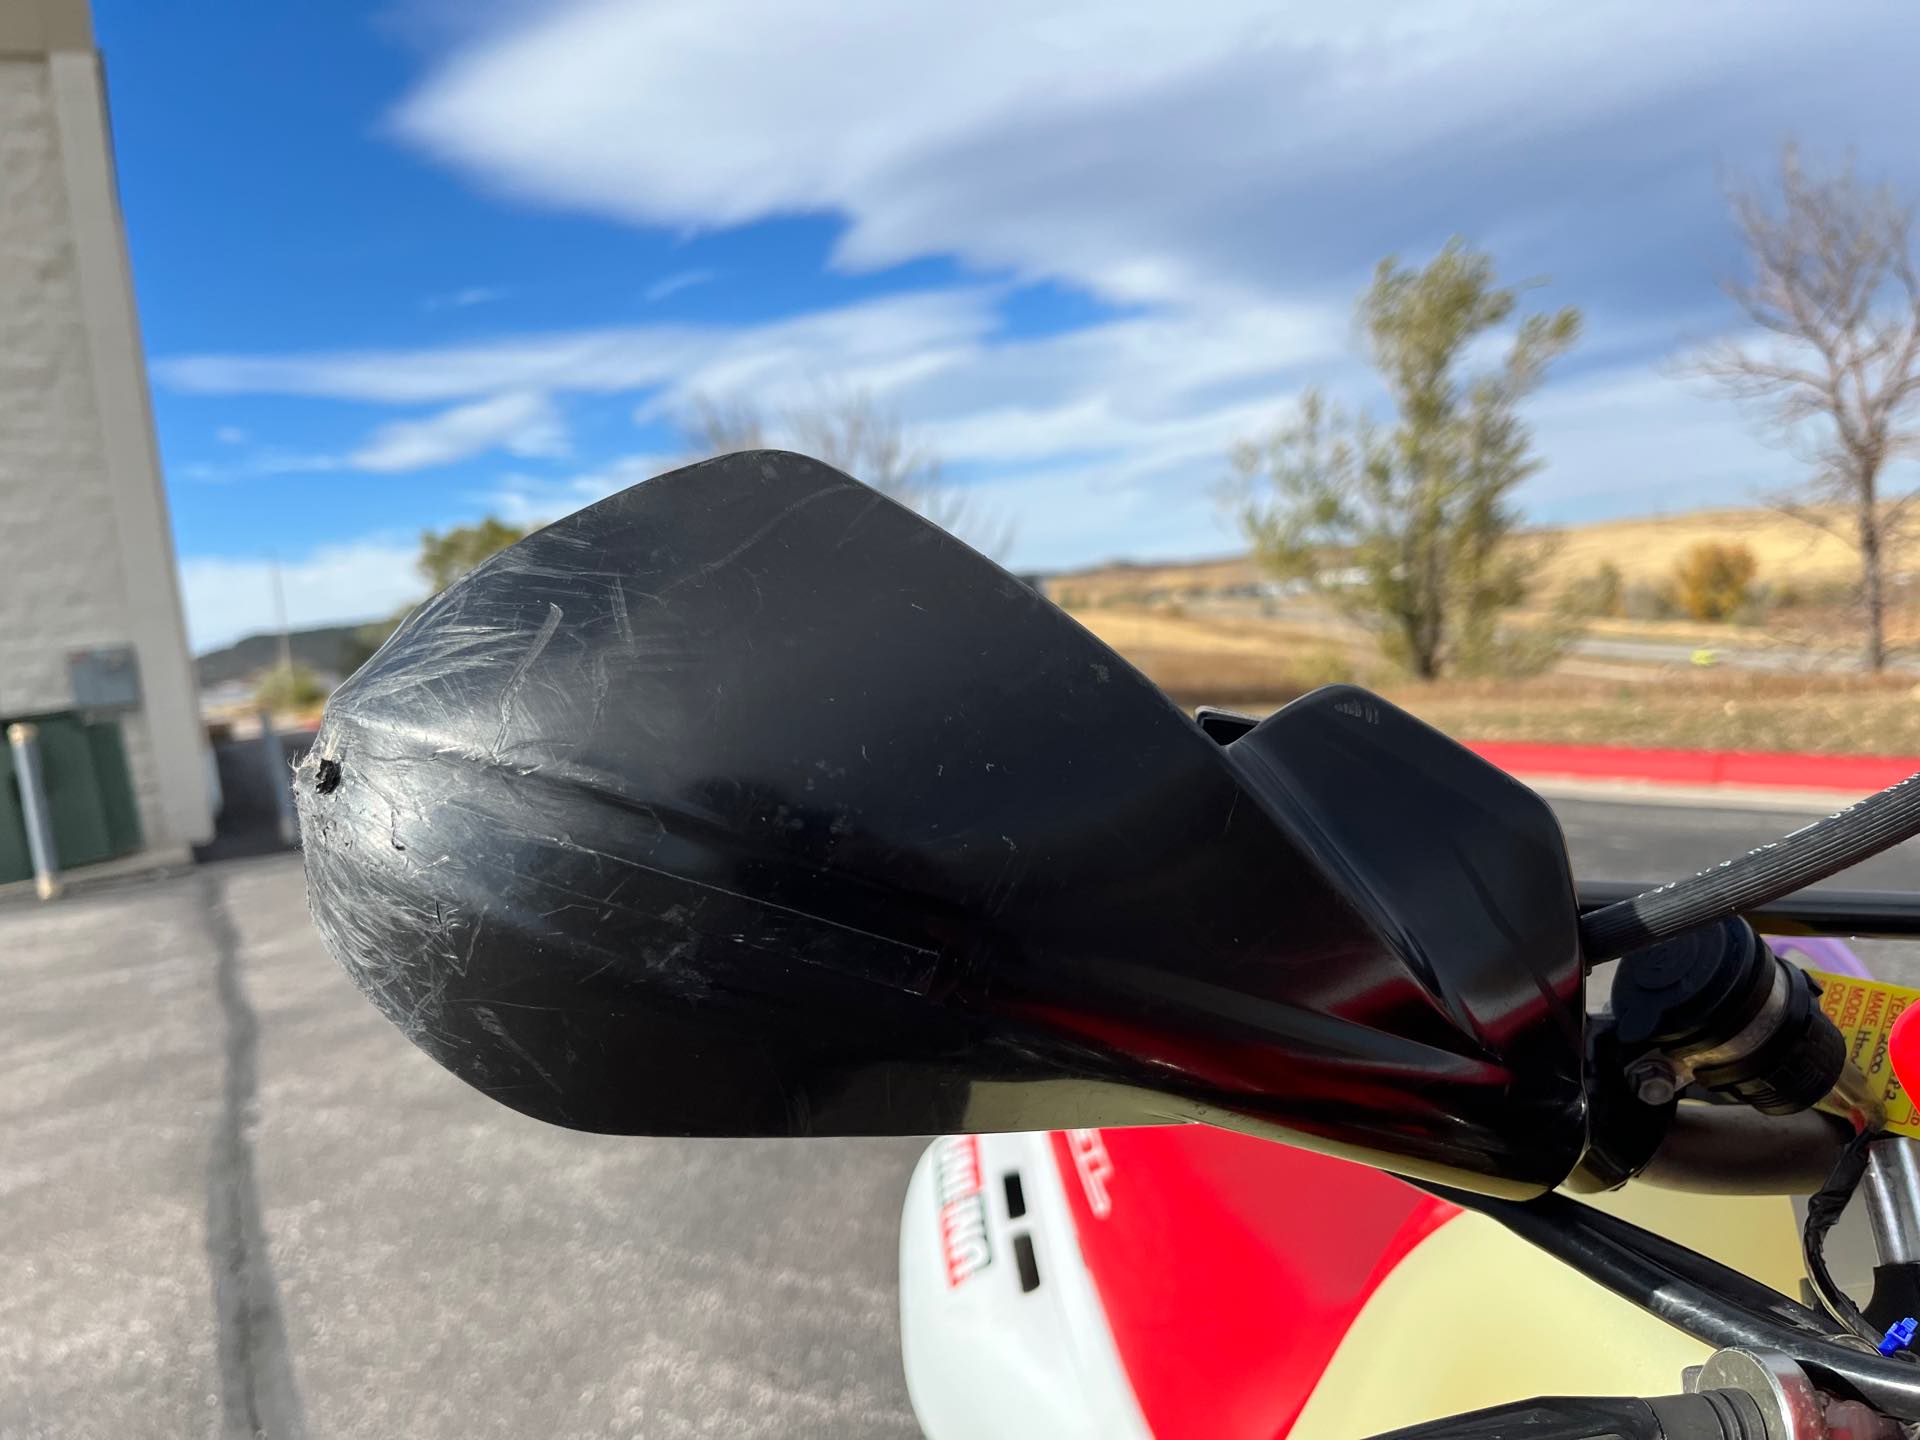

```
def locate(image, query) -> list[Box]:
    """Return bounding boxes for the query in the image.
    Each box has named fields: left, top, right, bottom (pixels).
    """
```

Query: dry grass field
left=1380, top=672, right=1920, bottom=755
left=1046, top=503, right=1920, bottom=754
left=1049, top=504, right=1920, bottom=601
left=1078, top=611, right=1920, bottom=753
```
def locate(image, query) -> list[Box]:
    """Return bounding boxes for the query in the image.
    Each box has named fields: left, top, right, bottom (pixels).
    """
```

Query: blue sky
left=97, top=0, right=1920, bottom=651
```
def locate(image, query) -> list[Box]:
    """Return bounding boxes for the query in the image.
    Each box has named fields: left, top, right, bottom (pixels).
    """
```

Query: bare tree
left=1694, top=144, right=1920, bottom=671
left=680, top=389, right=1012, bottom=559
left=682, top=395, right=768, bottom=453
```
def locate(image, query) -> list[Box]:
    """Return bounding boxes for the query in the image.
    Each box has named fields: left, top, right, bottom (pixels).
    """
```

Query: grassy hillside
left=1045, top=502, right=1920, bottom=754
left=1045, top=554, right=1261, bottom=607
left=196, top=623, right=371, bottom=686
left=1044, top=504, right=1905, bottom=604
left=1532, top=506, right=1898, bottom=594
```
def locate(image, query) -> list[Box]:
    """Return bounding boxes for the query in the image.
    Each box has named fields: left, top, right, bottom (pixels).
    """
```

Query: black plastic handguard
left=1369, top=1391, right=1769, bottom=1440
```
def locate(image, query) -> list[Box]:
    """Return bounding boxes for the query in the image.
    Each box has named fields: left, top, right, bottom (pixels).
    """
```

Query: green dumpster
left=0, top=712, right=143, bottom=884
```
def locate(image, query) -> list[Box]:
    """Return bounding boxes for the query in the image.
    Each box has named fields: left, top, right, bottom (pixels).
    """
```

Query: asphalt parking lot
left=1, top=854, right=923, bottom=1440
left=1, top=794, right=1915, bottom=1439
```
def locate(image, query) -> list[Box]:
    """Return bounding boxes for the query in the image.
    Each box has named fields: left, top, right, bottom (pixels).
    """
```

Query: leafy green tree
left=417, top=517, right=529, bottom=592
left=344, top=517, right=529, bottom=670
left=1231, top=240, right=1580, bottom=678
left=254, top=661, right=329, bottom=713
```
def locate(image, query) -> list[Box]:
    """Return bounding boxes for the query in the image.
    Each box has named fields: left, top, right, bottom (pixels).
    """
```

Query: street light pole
left=271, top=553, right=293, bottom=678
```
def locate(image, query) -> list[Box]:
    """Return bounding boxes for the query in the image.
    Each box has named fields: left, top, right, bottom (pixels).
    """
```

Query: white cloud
left=889, top=301, right=1345, bottom=462
left=158, top=288, right=1341, bottom=441
left=1520, top=362, right=1803, bottom=521
left=214, top=425, right=247, bottom=445
left=482, top=451, right=681, bottom=527
left=160, top=0, right=1920, bottom=566
left=643, top=268, right=716, bottom=303
left=349, top=389, right=568, bottom=472
left=156, top=288, right=998, bottom=405
left=979, top=457, right=1241, bottom=571
left=157, top=277, right=1811, bottom=566
left=178, top=538, right=425, bottom=653
left=176, top=449, right=343, bottom=483
left=424, top=285, right=506, bottom=309
left=390, top=0, right=1918, bottom=310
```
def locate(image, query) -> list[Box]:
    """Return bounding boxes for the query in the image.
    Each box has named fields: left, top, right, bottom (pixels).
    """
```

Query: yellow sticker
left=1808, top=968, right=1920, bottom=1137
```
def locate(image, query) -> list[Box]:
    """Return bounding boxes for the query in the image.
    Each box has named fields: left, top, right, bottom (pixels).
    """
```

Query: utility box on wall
left=68, top=645, right=140, bottom=710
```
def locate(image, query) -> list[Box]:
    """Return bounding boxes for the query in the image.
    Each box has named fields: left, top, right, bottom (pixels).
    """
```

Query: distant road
left=1552, top=792, right=1920, bottom=982
left=1570, top=634, right=1920, bottom=675
left=1553, top=793, right=1919, bottom=892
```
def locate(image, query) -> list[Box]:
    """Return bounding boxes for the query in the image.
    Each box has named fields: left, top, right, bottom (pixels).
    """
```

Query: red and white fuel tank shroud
left=900, top=1126, right=1459, bottom=1440
left=901, top=1124, right=1806, bottom=1439
left=901, top=1131, right=1154, bottom=1439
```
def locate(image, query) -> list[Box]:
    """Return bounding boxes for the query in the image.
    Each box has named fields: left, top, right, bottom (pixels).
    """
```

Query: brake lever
left=1367, top=1391, right=1769, bottom=1440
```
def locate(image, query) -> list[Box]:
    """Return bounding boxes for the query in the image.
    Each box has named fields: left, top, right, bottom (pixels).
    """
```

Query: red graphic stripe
left=1466, top=740, right=1920, bottom=793
left=1054, top=1128, right=1457, bottom=1440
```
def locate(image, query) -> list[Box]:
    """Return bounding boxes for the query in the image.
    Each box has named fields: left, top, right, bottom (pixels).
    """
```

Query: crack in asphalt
left=201, top=871, right=308, bottom=1440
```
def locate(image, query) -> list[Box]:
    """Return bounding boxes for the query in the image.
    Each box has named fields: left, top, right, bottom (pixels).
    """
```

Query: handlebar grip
left=1367, top=1390, right=1769, bottom=1440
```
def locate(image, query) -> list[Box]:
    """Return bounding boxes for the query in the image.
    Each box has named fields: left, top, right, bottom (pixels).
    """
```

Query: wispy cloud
left=349, top=390, right=568, bottom=472
left=423, top=284, right=507, bottom=310
left=389, top=0, right=1920, bottom=315
left=177, top=450, right=343, bottom=483
left=643, top=268, right=716, bottom=303
left=214, top=424, right=248, bottom=445
left=155, top=288, right=1004, bottom=404
left=157, top=1, right=1920, bottom=572
left=183, top=396, right=574, bottom=484
left=482, top=452, right=682, bottom=526
left=156, top=274, right=1795, bottom=554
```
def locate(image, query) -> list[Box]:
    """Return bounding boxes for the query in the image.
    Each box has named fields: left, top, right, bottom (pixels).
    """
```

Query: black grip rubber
left=1579, top=772, right=1920, bottom=961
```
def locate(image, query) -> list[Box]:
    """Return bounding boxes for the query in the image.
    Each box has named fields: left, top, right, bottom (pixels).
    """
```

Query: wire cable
left=1802, top=1126, right=1883, bottom=1345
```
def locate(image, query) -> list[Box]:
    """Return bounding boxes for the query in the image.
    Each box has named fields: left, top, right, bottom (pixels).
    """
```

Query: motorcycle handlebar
left=1366, top=1391, right=1770, bottom=1440
left=1418, top=1182, right=1920, bottom=1421
left=1636, top=1105, right=1852, bottom=1195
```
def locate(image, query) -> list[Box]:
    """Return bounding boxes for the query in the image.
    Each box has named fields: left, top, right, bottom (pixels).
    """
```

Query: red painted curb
left=1464, top=740, right=1920, bottom=793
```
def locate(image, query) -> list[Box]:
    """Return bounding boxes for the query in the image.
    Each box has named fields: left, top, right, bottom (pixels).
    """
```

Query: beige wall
left=0, top=0, right=213, bottom=851
left=0, top=0, right=91, bottom=57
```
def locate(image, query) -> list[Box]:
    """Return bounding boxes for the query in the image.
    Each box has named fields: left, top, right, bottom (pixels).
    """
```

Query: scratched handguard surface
left=296, top=450, right=1586, bottom=1197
